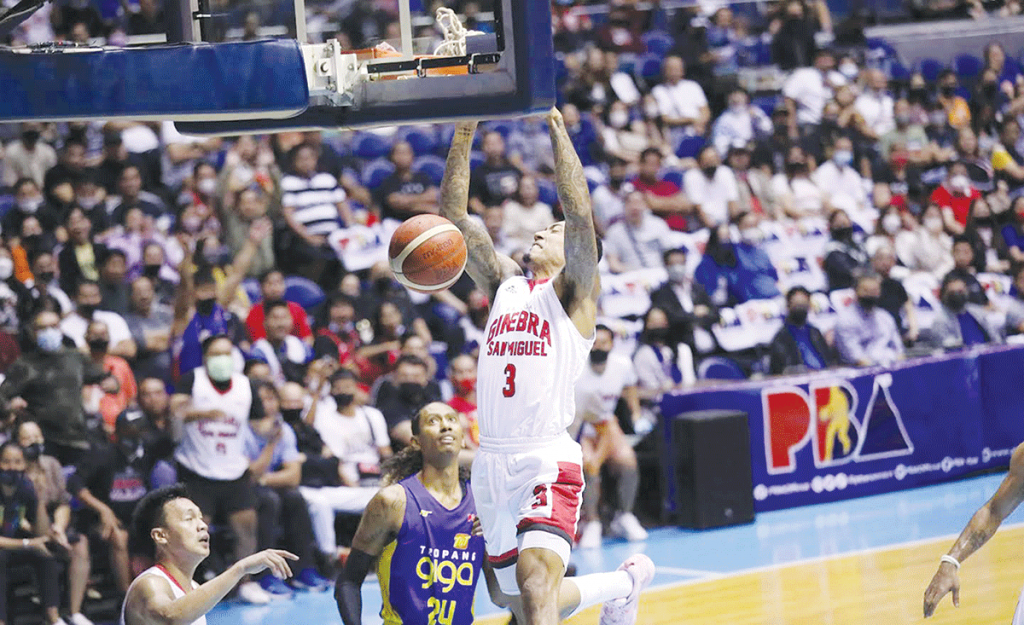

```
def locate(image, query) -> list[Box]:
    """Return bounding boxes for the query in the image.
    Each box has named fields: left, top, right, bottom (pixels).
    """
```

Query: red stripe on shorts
left=516, top=461, right=584, bottom=540
left=487, top=548, right=519, bottom=568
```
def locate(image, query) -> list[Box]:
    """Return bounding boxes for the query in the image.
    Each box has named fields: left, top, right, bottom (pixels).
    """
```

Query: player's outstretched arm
left=547, top=108, right=600, bottom=330
left=439, top=121, right=521, bottom=300
left=335, top=485, right=406, bottom=625
left=924, top=442, right=1024, bottom=618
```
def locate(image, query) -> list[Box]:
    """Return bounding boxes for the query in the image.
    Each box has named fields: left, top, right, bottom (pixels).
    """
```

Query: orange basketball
left=388, top=214, right=468, bottom=293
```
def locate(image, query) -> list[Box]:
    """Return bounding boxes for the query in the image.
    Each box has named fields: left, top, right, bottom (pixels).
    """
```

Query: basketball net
left=433, top=7, right=484, bottom=57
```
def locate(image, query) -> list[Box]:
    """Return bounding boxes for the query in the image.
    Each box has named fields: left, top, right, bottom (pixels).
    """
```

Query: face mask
left=609, top=110, right=629, bottom=129
left=398, top=382, right=424, bottom=403
left=589, top=349, right=610, bottom=366
left=21, top=130, right=40, bottom=145
left=951, top=175, right=971, bottom=192
left=788, top=307, right=809, bottom=325
left=930, top=111, right=948, bottom=127
left=882, top=214, right=902, bottom=235
left=22, top=443, right=43, bottom=463
left=333, top=393, right=354, bottom=408
left=895, top=113, right=911, bottom=127
left=786, top=161, right=807, bottom=176
left=666, top=264, right=688, bottom=284
left=36, top=327, right=63, bottom=352
left=944, top=291, right=968, bottom=311
left=974, top=216, right=994, bottom=226
left=17, top=198, right=41, bottom=214
left=891, top=154, right=909, bottom=170
left=741, top=227, right=762, bottom=245
left=87, top=338, right=109, bottom=353
left=0, top=258, right=13, bottom=281
left=195, top=298, right=216, bottom=316
left=702, top=165, right=718, bottom=179
left=281, top=408, right=303, bottom=423
left=455, top=378, right=476, bottom=394
left=78, top=195, right=101, bottom=211
left=840, top=63, right=859, bottom=79
left=0, top=469, right=22, bottom=487
left=206, top=354, right=234, bottom=382
left=983, top=82, right=998, bottom=97
left=197, top=178, right=218, bottom=196
left=833, top=150, right=853, bottom=167
left=831, top=226, right=854, bottom=241
left=143, top=264, right=161, bottom=279
left=729, top=102, right=746, bottom=115
left=858, top=295, right=878, bottom=311
left=940, top=85, right=957, bottom=97
left=37, top=271, right=54, bottom=284
left=909, top=87, right=928, bottom=102
left=78, top=303, right=96, bottom=319
left=646, top=327, right=669, bottom=343
left=925, top=216, right=944, bottom=233
left=182, top=216, right=203, bottom=233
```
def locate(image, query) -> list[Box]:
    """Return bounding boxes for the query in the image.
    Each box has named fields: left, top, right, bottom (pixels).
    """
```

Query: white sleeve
left=692, top=83, right=708, bottom=108
left=632, top=345, right=665, bottom=391
left=364, top=407, right=391, bottom=448
left=107, top=314, right=133, bottom=346
left=723, top=169, right=740, bottom=202
left=782, top=72, right=802, bottom=100
left=652, top=85, right=675, bottom=118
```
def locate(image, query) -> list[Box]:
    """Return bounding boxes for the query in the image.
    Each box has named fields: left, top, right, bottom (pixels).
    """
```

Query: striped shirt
left=282, top=172, right=346, bottom=237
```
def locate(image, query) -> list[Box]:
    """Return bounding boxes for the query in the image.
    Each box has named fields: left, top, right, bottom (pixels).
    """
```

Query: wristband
left=940, top=554, right=961, bottom=570
left=22, top=538, right=27, bottom=548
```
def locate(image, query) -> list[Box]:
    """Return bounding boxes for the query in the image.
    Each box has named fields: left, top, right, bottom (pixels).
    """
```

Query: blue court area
left=204, top=471, right=1020, bottom=625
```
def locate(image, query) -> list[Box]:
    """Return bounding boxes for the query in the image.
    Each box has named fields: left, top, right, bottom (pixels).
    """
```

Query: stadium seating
left=361, top=158, right=395, bottom=190
left=412, top=154, right=446, bottom=186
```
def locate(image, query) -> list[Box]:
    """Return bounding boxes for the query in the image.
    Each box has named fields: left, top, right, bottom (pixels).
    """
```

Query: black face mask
left=333, top=393, right=355, bottom=408
left=21, top=130, right=40, bottom=145
left=831, top=226, right=854, bottom=241
left=78, top=304, right=97, bottom=319
left=786, top=162, right=808, bottom=176
left=944, top=291, right=968, bottom=311
left=37, top=271, right=54, bottom=284
left=87, top=338, right=109, bottom=353
left=0, top=469, right=22, bottom=487
left=374, top=277, right=393, bottom=292
left=280, top=408, right=303, bottom=424
left=858, top=295, right=879, bottom=311
left=646, top=327, right=669, bottom=343
left=974, top=216, right=994, bottom=227
left=195, top=298, right=216, bottom=316
left=142, top=264, right=161, bottom=279
left=940, top=85, right=957, bottom=97
left=22, top=443, right=43, bottom=463
left=788, top=307, right=809, bottom=326
left=909, top=87, right=929, bottom=103
left=398, top=382, right=424, bottom=403
left=589, top=349, right=610, bottom=365
left=702, top=166, right=718, bottom=179
left=983, top=82, right=998, bottom=97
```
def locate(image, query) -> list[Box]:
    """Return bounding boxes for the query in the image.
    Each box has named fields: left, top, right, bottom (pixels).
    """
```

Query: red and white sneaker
left=599, top=554, right=655, bottom=625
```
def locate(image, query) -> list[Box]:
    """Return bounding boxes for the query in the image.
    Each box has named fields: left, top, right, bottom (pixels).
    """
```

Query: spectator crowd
left=4, top=0, right=1024, bottom=620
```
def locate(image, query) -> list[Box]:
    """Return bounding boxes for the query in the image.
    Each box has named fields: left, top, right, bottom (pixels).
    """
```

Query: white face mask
left=882, top=213, right=902, bottom=235
left=925, top=216, right=944, bottom=233
left=0, top=258, right=12, bottom=281
left=741, top=227, right=763, bottom=245
left=197, top=178, right=218, bottom=196
left=609, top=110, right=630, bottom=129
left=950, top=174, right=971, bottom=192
left=17, top=197, right=41, bottom=214
left=729, top=102, right=746, bottom=114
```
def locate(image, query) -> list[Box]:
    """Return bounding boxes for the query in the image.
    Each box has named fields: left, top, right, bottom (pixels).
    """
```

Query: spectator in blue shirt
left=768, top=286, right=836, bottom=375
left=562, top=104, right=603, bottom=168
left=835, top=273, right=905, bottom=367
left=695, top=213, right=780, bottom=306
left=919, top=276, right=1003, bottom=350
left=245, top=381, right=331, bottom=594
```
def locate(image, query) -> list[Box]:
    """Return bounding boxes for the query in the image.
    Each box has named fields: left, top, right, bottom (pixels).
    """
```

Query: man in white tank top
left=439, top=110, right=654, bottom=625
left=121, top=485, right=296, bottom=625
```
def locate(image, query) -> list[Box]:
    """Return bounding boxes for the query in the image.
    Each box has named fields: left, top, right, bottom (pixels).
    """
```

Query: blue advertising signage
left=661, top=345, right=1024, bottom=513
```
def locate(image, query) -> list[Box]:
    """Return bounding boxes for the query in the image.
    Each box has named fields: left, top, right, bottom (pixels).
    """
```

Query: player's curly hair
left=381, top=404, right=471, bottom=486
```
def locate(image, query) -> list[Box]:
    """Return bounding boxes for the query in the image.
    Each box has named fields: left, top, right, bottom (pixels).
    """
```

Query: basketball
left=388, top=214, right=468, bottom=293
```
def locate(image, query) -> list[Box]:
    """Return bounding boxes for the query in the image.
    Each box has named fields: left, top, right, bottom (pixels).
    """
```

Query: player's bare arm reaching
left=923, top=442, right=1024, bottom=617
left=547, top=107, right=600, bottom=337
left=439, top=121, right=522, bottom=300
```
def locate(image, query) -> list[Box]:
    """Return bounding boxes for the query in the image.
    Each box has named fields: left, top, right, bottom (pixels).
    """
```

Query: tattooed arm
left=923, top=441, right=1024, bottom=617
left=439, top=121, right=522, bottom=301
left=547, top=107, right=600, bottom=338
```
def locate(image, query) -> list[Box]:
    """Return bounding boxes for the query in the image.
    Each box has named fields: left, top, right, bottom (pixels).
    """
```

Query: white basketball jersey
left=120, top=565, right=206, bottom=625
left=174, top=370, right=252, bottom=481
left=477, top=277, right=594, bottom=441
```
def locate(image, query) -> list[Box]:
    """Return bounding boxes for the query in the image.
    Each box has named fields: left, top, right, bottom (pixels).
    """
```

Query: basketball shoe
left=598, top=554, right=655, bottom=625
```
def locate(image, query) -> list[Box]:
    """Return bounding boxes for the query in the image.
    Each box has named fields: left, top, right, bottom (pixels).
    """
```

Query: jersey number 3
left=502, top=364, right=516, bottom=397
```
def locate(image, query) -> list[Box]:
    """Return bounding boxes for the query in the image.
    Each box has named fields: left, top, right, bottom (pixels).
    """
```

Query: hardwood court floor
left=207, top=473, right=1024, bottom=625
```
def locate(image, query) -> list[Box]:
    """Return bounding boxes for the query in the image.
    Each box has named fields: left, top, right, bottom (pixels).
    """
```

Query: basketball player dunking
left=440, top=110, right=654, bottom=625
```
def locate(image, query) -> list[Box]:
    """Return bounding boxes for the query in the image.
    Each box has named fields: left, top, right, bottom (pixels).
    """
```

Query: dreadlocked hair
left=381, top=403, right=471, bottom=485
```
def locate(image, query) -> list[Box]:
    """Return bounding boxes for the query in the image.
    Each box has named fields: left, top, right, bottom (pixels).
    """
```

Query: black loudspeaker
left=671, top=409, right=755, bottom=529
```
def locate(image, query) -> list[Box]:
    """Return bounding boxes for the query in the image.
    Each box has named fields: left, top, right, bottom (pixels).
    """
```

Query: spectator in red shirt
left=312, top=292, right=361, bottom=368
left=246, top=269, right=313, bottom=345
left=632, top=148, right=693, bottom=231
left=930, top=162, right=980, bottom=235
left=446, top=354, right=479, bottom=467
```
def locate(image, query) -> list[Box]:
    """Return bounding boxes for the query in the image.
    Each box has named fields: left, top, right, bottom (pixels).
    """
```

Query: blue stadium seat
left=285, top=276, right=326, bottom=312
left=554, top=54, right=569, bottom=86
left=954, top=54, right=983, bottom=84
left=663, top=169, right=684, bottom=189
left=241, top=278, right=261, bottom=304
left=400, top=126, right=438, bottom=156
left=352, top=132, right=391, bottom=160
left=889, top=61, right=910, bottom=82
left=642, top=31, right=674, bottom=57
left=918, top=58, right=944, bottom=83
left=752, top=95, right=780, bottom=117
left=618, top=56, right=637, bottom=76
left=486, top=119, right=517, bottom=139
left=637, top=54, right=664, bottom=84
left=470, top=150, right=485, bottom=171
left=536, top=178, right=558, bottom=208
left=362, top=158, right=395, bottom=190
left=697, top=356, right=746, bottom=381
left=413, top=155, right=446, bottom=186
left=675, top=135, right=706, bottom=160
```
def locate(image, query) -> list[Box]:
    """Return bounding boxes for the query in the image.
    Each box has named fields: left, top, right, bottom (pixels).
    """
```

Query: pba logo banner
left=762, top=373, right=913, bottom=474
